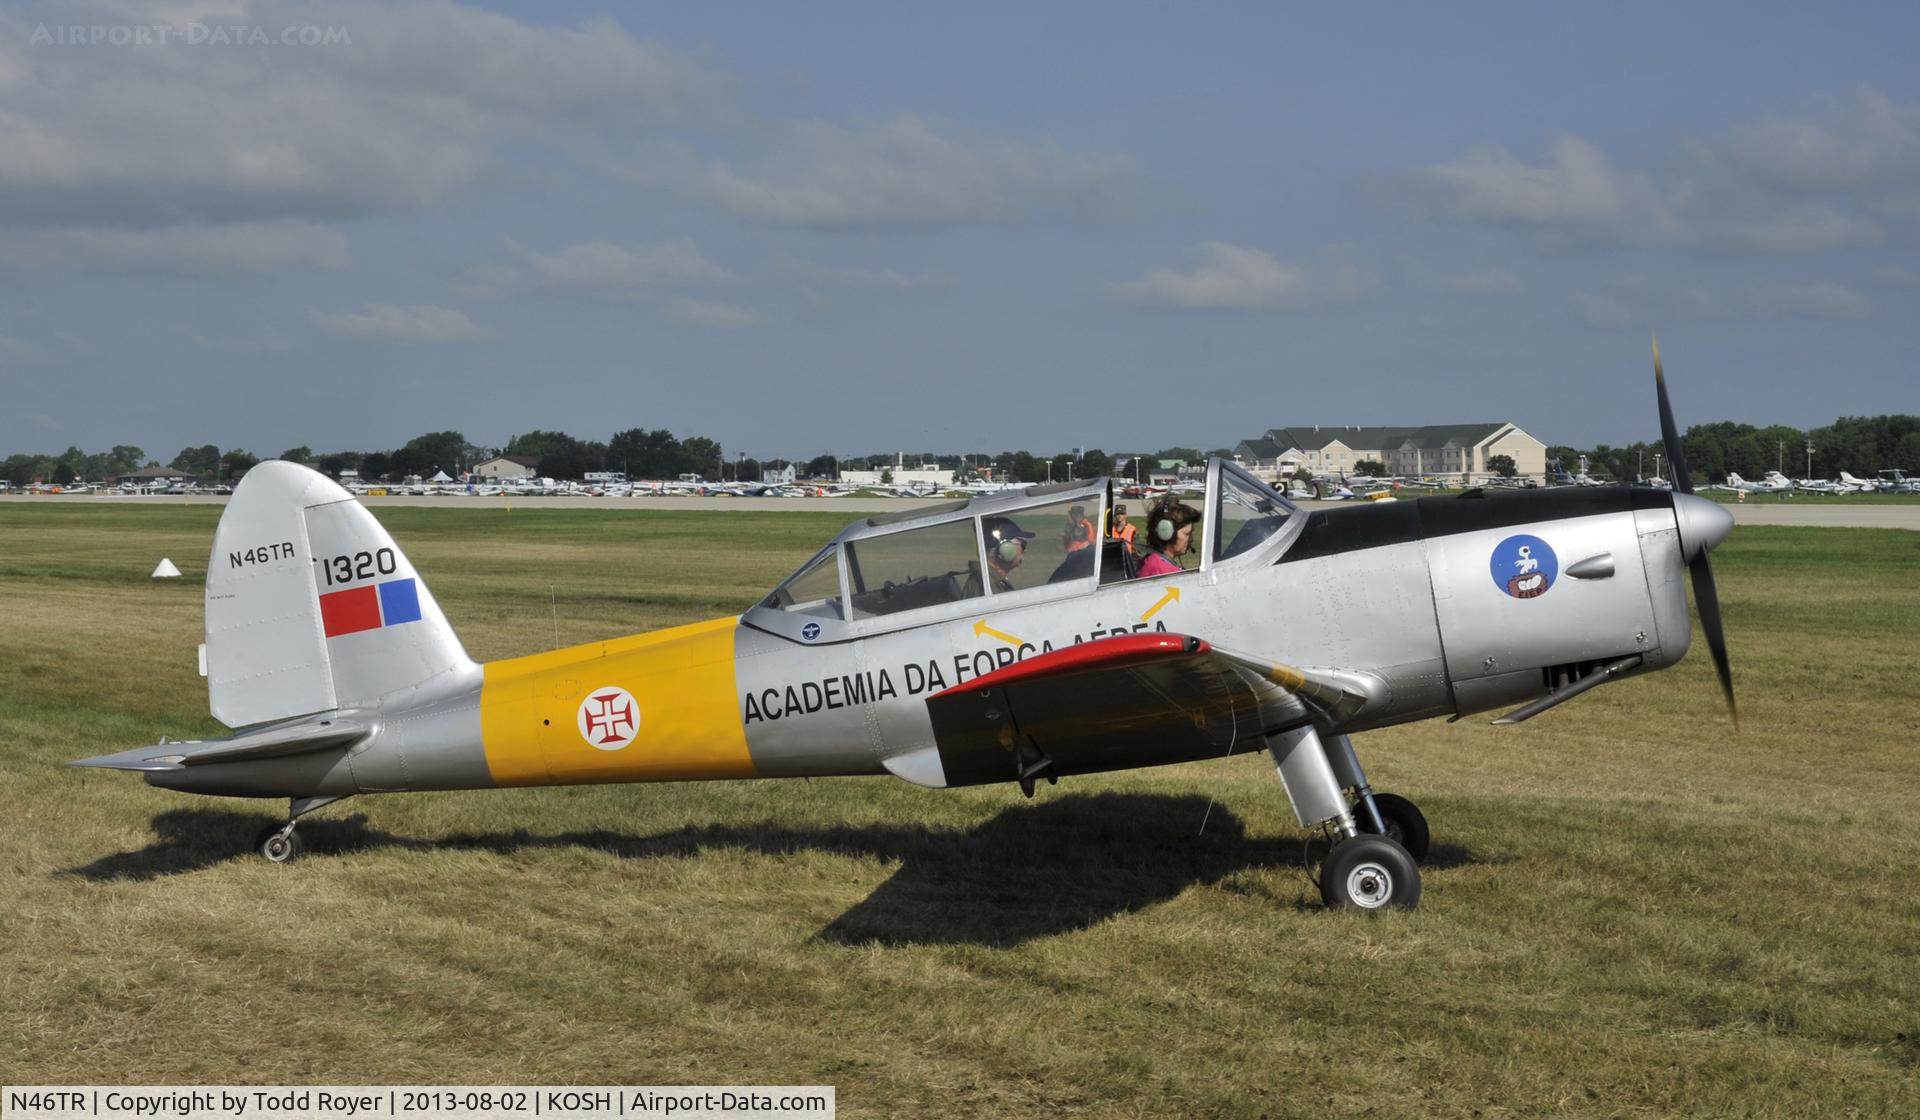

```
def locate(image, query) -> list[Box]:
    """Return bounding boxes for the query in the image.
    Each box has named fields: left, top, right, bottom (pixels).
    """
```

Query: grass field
left=3, top=503, right=1918, bottom=1117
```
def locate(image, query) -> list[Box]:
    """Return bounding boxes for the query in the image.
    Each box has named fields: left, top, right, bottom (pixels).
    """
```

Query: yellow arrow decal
left=972, top=618, right=1026, bottom=645
left=1140, top=586, right=1181, bottom=622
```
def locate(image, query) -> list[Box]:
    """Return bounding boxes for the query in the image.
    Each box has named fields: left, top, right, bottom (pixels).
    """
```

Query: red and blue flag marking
left=319, top=578, right=423, bottom=638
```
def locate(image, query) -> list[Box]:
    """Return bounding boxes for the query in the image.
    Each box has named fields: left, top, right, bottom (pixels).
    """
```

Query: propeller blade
left=1656, top=338, right=1736, bottom=724
left=1688, top=553, right=1737, bottom=726
left=1653, top=336, right=1693, bottom=495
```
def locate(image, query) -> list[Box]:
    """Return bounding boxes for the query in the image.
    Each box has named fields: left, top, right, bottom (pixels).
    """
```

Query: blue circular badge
left=800, top=621, right=821, bottom=641
left=1490, top=534, right=1557, bottom=599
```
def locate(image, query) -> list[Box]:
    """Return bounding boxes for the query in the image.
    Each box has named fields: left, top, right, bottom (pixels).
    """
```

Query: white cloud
left=0, top=1, right=733, bottom=278
left=1424, top=136, right=1634, bottom=225
left=1420, top=92, right=1920, bottom=254
left=1754, top=281, right=1874, bottom=321
left=695, top=116, right=1128, bottom=228
left=313, top=303, right=492, bottom=343
left=1118, top=242, right=1374, bottom=310
left=1715, top=88, right=1920, bottom=194
left=667, top=297, right=758, bottom=329
left=527, top=241, right=731, bottom=299
left=0, top=221, right=349, bottom=273
left=0, top=2, right=732, bottom=229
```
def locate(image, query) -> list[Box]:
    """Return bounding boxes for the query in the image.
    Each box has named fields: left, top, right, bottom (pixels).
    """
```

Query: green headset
left=1151, top=505, right=1178, bottom=544
left=988, top=525, right=1025, bottom=564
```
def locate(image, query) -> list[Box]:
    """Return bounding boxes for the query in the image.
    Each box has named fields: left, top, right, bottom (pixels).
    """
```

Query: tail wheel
left=1321, top=835, right=1421, bottom=911
left=253, top=825, right=303, bottom=864
left=1362, top=792, right=1430, bottom=865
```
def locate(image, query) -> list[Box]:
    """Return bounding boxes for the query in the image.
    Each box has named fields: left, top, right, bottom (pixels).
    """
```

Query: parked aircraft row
left=18, top=467, right=1916, bottom=501
left=1707, top=469, right=1918, bottom=495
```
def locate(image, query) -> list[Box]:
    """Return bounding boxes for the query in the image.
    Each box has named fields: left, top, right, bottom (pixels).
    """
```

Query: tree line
left=1, top=431, right=1234, bottom=485
left=1545, top=415, right=1920, bottom=484
left=12, top=417, right=1912, bottom=487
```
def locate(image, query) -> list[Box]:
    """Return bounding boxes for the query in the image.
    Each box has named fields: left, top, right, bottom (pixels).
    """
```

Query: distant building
left=116, top=466, right=202, bottom=487
left=1235, top=423, right=1545, bottom=481
left=473, top=455, right=541, bottom=480
left=762, top=461, right=799, bottom=485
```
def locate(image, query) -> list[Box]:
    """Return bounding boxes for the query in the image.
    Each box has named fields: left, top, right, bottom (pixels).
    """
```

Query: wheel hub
left=1345, top=862, right=1393, bottom=908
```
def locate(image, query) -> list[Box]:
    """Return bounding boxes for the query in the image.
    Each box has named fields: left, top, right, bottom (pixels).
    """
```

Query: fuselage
left=146, top=484, right=1717, bottom=802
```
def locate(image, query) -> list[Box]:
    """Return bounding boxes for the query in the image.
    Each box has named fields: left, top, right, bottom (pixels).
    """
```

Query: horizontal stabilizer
left=69, top=716, right=370, bottom=773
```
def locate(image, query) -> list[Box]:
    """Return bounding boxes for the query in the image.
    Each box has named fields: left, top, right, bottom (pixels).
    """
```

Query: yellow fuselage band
left=478, top=616, right=753, bottom=786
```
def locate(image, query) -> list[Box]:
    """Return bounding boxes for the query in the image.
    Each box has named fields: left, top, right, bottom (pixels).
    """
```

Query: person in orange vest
left=1109, top=502, right=1139, bottom=554
left=1063, top=504, right=1097, bottom=554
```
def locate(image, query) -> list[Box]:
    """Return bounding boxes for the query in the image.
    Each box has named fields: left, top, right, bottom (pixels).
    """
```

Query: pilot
left=1138, top=500, right=1200, bottom=577
left=964, top=516, right=1036, bottom=596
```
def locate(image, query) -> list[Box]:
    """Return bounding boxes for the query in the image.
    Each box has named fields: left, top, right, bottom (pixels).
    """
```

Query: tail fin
left=205, top=461, right=476, bottom=728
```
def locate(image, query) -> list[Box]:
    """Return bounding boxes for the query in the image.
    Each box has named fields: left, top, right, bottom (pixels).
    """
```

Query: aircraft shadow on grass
left=68, top=792, right=1475, bottom=946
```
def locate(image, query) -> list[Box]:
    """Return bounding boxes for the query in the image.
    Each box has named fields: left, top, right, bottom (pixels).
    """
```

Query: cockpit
left=743, top=458, right=1300, bottom=644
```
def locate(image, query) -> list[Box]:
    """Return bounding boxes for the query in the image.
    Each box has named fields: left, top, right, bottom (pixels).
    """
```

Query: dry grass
left=2, top=504, right=1918, bottom=1117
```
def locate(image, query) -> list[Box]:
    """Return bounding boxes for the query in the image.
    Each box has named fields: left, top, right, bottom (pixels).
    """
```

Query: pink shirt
left=1138, top=551, right=1182, bottom=577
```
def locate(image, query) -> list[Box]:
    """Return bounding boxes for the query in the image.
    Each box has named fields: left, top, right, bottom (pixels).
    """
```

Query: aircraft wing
left=69, top=716, right=371, bottom=773
left=888, top=633, right=1381, bottom=788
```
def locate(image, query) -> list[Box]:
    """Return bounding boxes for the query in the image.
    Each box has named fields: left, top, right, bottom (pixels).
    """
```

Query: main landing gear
left=1265, top=725, right=1428, bottom=910
left=251, top=795, right=348, bottom=863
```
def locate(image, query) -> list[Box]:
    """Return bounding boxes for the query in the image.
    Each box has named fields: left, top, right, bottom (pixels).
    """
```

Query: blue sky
left=2, top=1, right=1915, bottom=465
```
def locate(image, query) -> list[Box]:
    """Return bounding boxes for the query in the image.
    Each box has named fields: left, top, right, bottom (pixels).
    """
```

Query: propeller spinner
left=1654, top=337, right=1738, bottom=725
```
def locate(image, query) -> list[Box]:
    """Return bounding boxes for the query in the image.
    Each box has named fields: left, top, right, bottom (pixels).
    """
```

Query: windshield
left=764, top=545, right=845, bottom=620
left=1213, top=464, right=1297, bottom=563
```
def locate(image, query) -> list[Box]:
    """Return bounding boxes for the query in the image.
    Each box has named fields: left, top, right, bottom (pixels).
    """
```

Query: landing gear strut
left=251, top=795, right=348, bottom=863
left=1266, top=725, right=1423, bottom=910
left=1354, top=791, right=1429, bottom=865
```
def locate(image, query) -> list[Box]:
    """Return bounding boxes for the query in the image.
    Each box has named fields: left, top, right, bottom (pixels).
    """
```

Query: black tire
left=1321, top=835, right=1420, bottom=911
left=1360, top=792, right=1430, bottom=865
left=254, top=825, right=303, bottom=864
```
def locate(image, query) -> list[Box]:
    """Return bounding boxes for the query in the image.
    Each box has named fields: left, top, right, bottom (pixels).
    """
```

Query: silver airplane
left=73, top=349, right=1737, bottom=911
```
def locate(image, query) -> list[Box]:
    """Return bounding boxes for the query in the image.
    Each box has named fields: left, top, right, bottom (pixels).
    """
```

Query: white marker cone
left=152, top=558, right=182, bottom=578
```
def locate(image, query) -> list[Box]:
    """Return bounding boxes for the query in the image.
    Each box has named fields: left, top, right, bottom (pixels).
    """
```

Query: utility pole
left=1804, top=438, right=1814, bottom=480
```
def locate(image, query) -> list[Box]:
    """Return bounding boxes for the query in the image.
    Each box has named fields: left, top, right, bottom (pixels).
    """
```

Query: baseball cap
left=982, top=516, right=1036, bottom=543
